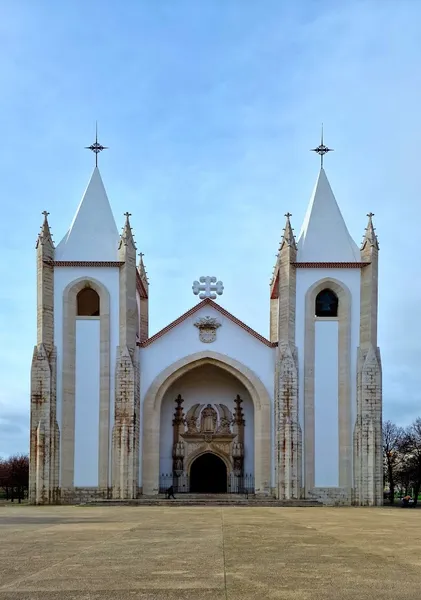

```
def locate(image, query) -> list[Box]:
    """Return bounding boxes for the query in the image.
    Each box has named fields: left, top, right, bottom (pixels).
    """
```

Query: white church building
left=30, top=145, right=382, bottom=506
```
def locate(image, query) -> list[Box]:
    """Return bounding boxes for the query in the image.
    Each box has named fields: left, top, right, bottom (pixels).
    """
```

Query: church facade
left=29, top=159, right=382, bottom=506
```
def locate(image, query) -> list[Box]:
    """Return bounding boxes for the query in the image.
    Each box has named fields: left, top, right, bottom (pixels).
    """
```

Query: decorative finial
left=124, top=211, right=132, bottom=219
left=361, top=212, right=379, bottom=250
left=311, top=124, right=333, bottom=168
left=85, top=122, right=108, bottom=167
left=192, top=276, right=224, bottom=300
left=280, top=211, right=297, bottom=250
left=36, top=210, right=54, bottom=249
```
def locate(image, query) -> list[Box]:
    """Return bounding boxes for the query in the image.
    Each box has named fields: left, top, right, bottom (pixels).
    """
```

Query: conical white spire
left=56, top=167, right=119, bottom=261
left=296, top=168, right=360, bottom=262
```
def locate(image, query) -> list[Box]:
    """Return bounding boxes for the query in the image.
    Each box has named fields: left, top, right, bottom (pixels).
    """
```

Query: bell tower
left=270, top=133, right=382, bottom=505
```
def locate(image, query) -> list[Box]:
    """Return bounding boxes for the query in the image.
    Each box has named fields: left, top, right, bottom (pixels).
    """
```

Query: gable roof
left=140, top=298, right=276, bottom=348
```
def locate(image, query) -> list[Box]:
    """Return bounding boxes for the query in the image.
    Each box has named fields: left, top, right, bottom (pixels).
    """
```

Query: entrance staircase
left=82, top=494, right=322, bottom=507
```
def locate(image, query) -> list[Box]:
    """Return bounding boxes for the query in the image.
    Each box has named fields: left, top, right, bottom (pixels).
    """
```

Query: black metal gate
left=158, top=473, right=255, bottom=494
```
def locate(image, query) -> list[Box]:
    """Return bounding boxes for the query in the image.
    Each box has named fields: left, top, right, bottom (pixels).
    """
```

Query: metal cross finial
left=285, top=212, right=292, bottom=219
left=42, top=210, right=50, bottom=217
left=192, top=276, right=224, bottom=300
left=124, top=212, right=132, bottom=219
left=139, top=252, right=144, bottom=258
left=85, top=122, right=108, bottom=167
left=367, top=212, right=375, bottom=218
left=311, top=124, right=333, bottom=168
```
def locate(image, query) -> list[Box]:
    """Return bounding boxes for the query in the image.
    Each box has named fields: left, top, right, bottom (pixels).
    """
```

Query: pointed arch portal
left=142, top=350, right=272, bottom=496
left=190, top=453, right=227, bottom=493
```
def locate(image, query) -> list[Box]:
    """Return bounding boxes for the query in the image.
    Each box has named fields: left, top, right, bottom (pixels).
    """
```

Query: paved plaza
left=0, top=505, right=420, bottom=599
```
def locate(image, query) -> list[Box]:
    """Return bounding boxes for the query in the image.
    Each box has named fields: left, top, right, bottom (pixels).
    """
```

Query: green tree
left=401, top=419, right=421, bottom=506
left=0, top=454, right=29, bottom=503
left=383, top=420, right=405, bottom=504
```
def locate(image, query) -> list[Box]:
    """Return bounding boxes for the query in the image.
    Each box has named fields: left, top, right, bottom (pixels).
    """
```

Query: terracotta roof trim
left=47, top=260, right=148, bottom=298
left=46, top=260, right=124, bottom=267
left=292, top=262, right=369, bottom=268
left=139, top=298, right=276, bottom=348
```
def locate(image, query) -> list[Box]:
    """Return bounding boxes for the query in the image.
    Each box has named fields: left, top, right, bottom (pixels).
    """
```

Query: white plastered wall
left=54, top=267, right=120, bottom=487
left=296, top=269, right=360, bottom=487
left=314, top=320, right=339, bottom=486
left=140, top=305, right=275, bottom=398
left=74, top=319, right=100, bottom=486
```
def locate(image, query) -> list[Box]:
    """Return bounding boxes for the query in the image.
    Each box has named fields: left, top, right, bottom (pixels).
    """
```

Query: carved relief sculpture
left=172, top=395, right=185, bottom=476
left=194, top=316, right=221, bottom=343
left=172, top=396, right=247, bottom=487
left=185, top=404, right=203, bottom=433
left=201, top=404, right=218, bottom=432
left=172, top=441, right=185, bottom=476
left=232, top=442, right=244, bottom=476
left=232, top=395, right=246, bottom=476
left=216, top=403, right=233, bottom=434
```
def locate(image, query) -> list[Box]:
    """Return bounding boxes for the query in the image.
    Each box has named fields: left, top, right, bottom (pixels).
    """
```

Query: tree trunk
left=413, top=482, right=420, bottom=507
left=389, top=483, right=395, bottom=505
left=387, top=463, right=395, bottom=504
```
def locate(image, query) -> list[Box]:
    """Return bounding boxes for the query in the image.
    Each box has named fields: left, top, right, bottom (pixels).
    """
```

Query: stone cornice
left=43, top=260, right=148, bottom=299
left=45, top=260, right=124, bottom=267
left=271, top=261, right=371, bottom=299
left=291, top=262, right=370, bottom=269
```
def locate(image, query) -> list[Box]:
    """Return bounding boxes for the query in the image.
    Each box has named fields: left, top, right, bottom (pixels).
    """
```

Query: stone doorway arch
left=190, top=452, right=227, bottom=493
left=142, top=350, right=271, bottom=496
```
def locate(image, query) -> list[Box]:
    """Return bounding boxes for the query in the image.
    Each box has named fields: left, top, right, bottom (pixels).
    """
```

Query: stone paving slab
left=0, top=506, right=420, bottom=599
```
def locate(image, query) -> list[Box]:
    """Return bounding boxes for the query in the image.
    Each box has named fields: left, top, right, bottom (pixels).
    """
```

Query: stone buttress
left=112, top=214, right=140, bottom=499
left=29, top=213, right=60, bottom=504
left=137, top=253, right=149, bottom=343
left=353, top=214, right=382, bottom=505
left=271, top=214, right=302, bottom=499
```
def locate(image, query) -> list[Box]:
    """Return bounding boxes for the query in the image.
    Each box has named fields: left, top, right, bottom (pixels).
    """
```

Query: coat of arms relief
left=194, top=316, right=221, bottom=343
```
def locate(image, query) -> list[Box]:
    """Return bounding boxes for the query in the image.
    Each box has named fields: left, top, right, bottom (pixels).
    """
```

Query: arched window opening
left=77, top=287, right=100, bottom=316
left=315, top=288, right=338, bottom=318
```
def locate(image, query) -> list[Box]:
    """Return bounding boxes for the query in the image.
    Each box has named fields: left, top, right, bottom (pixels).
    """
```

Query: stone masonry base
left=61, top=487, right=112, bottom=504
left=307, top=487, right=352, bottom=506
left=42, top=486, right=366, bottom=506
left=60, top=487, right=144, bottom=504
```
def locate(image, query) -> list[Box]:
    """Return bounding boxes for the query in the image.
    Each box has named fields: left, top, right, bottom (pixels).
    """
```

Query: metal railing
left=159, top=474, right=190, bottom=494
left=158, top=473, right=255, bottom=495
left=228, top=473, right=255, bottom=495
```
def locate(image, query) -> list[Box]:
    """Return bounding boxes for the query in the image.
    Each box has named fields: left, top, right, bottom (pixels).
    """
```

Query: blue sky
left=1, top=0, right=421, bottom=456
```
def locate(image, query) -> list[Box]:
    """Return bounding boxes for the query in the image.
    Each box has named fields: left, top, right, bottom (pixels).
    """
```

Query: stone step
left=82, top=497, right=322, bottom=508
